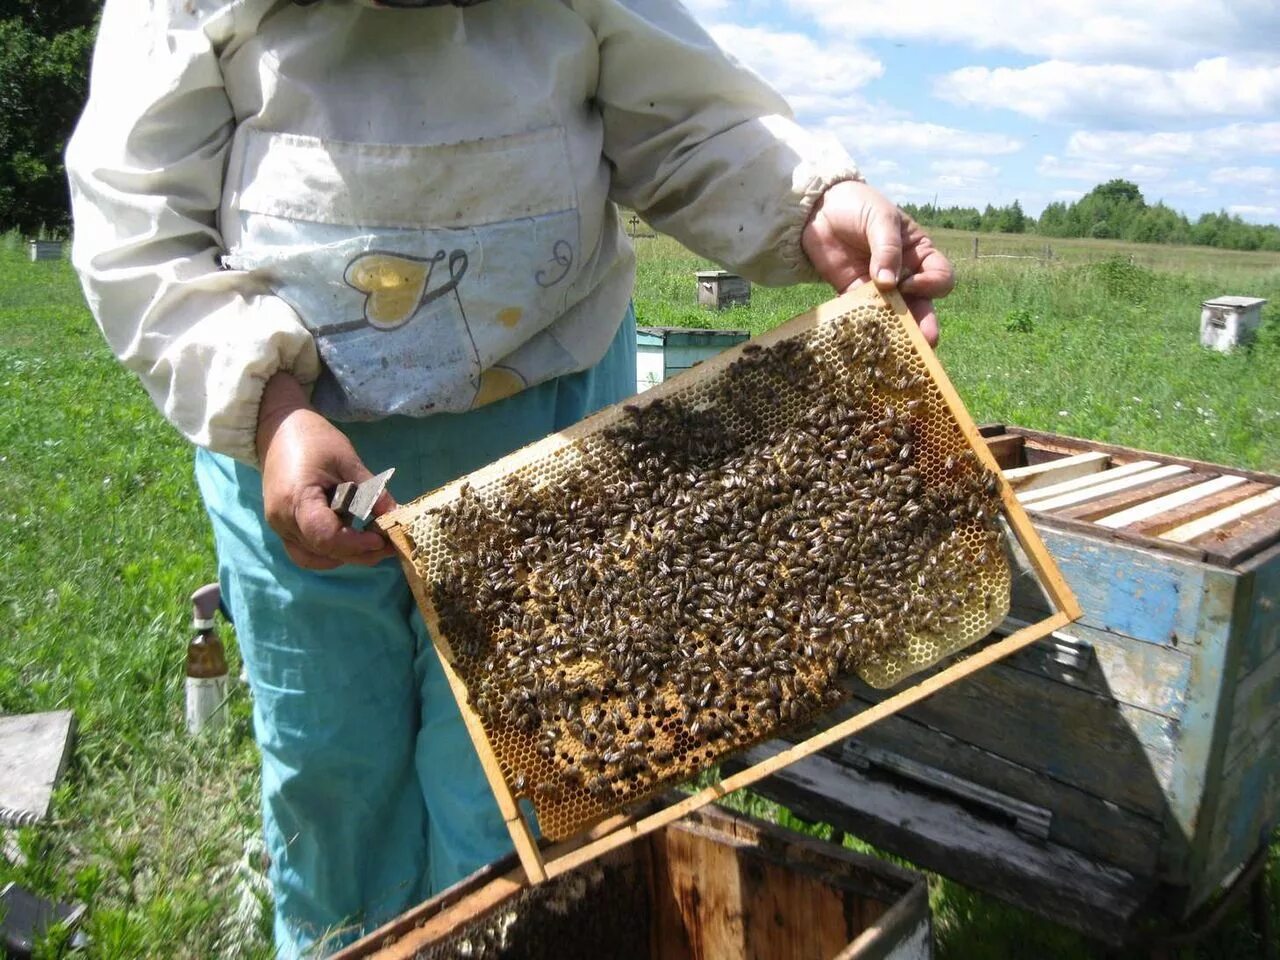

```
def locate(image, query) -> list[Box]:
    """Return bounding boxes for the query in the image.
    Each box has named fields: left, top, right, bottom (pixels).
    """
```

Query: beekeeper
left=67, top=0, right=954, bottom=954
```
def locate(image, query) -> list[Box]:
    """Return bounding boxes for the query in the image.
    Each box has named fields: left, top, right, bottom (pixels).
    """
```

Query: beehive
left=335, top=803, right=934, bottom=960
left=380, top=285, right=1078, bottom=879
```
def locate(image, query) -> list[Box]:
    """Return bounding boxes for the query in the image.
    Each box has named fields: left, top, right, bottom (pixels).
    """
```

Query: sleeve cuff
left=781, top=168, right=866, bottom=283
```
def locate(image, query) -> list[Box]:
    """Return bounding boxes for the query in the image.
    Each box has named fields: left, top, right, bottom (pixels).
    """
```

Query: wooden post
left=972, top=236, right=980, bottom=260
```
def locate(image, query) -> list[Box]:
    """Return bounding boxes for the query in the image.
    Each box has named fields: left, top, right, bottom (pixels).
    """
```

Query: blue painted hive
left=732, top=425, right=1280, bottom=945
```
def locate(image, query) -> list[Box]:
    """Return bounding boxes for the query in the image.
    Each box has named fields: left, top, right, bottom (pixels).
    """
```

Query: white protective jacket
left=67, top=0, right=860, bottom=465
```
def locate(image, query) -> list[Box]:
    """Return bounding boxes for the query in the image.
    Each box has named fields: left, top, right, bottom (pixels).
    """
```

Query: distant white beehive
left=1200, top=296, right=1267, bottom=352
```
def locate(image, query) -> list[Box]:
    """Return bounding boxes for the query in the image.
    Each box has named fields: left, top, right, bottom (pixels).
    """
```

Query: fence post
left=972, top=236, right=980, bottom=260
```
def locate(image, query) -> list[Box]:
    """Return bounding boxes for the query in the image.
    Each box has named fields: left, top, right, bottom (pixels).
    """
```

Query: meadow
left=0, top=227, right=1277, bottom=958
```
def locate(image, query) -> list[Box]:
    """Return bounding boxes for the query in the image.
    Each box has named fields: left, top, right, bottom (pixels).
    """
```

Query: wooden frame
left=379, top=286, right=1081, bottom=887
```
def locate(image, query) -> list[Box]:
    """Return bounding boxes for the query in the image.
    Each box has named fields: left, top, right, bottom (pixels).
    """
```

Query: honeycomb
left=387, top=288, right=1011, bottom=842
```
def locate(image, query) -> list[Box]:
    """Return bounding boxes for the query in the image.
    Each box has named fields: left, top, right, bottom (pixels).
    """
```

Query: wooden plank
left=647, top=825, right=695, bottom=960
left=1006, top=426, right=1280, bottom=488
left=1053, top=473, right=1205, bottom=523
left=660, top=826, right=746, bottom=957
left=1122, top=481, right=1269, bottom=538
left=1003, top=451, right=1109, bottom=492
left=1197, top=503, right=1280, bottom=566
left=1028, top=464, right=1191, bottom=513
left=1015, top=525, right=1213, bottom=649
left=998, top=614, right=1192, bottom=719
left=728, top=749, right=1153, bottom=946
left=1163, top=487, right=1280, bottom=544
left=1018, top=460, right=1162, bottom=505
left=1225, top=645, right=1280, bottom=773
left=1200, top=730, right=1280, bottom=909
left=984, top=433, right=1026, bottom=470
left=850, top=661, right=1178, bottom=818
left=1031, top=511, right=1209, bottom=564
left=838, top=886, right=931, bottom=960
left=741, top=850, right=855, bottom=958
left=830, top=710, right=1164, bottom=875
left=1097, top=475, right=1249, bottom=529
left=1236, top=543, right=1280, bottom=676
left=0, top=711, right=76, bottom=824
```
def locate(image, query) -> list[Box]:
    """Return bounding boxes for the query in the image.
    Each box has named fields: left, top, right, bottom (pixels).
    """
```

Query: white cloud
left=1065, top=123, right=1280, bottom=165
left=860, top=157, right=903, bottom=178
left=930, top=158, right=1000, bottom=179
left=938, top=58, right=1280, bottom=125
left=786, top=0, right=1280, bottom=66
left=824, top=117, right=1023, bottom=162
left=1229, top=204, right=1280, bottom=222
left=1037, top=155, right=1171, bottom=183
left=1161, top=179, right=1214, bottom=198
left=708, top=24, right=883, bottom=118
left=1210, top=166, right=1280, bottom=188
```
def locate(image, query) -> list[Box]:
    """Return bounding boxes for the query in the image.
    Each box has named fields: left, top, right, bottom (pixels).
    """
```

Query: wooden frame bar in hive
left=379, top=284, right=1082, bottom=885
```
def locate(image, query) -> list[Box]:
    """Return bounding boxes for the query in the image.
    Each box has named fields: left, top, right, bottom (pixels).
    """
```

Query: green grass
left=633, top=231, right=1280, bottom=472
left=1, top=228, right=1278, bottom=957
left=0, top=235, right=271, bottom=958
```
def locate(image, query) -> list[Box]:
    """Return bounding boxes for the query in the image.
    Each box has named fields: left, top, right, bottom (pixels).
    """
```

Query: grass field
left=1, top=226, right=1278, bottom=958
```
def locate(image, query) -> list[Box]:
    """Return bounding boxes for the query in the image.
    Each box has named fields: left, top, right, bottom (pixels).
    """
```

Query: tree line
left=904, top=179, right=1280, bottom=253
left=0, top=1, right=98, bottom=236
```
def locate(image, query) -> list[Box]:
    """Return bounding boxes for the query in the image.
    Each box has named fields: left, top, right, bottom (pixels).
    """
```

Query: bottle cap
left=191, top=583, right=222, bottom=632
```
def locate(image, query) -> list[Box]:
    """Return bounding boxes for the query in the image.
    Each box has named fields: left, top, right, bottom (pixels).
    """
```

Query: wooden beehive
left=635, top=326, right=750, bottom=393
left=696, top=270, right=751, bottom=310
left=730, top=426, right=1280, bottom=945
left=334, top=802, right=933, bottom=960
left=1200, top=296, right=1267, bottom=352
left=27, top=240, right=62, bottom=263
left=378, top=287, right=1079, bottom=884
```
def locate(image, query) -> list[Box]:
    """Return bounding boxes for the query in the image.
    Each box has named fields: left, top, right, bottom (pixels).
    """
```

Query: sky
left=681, top=0, right=1280, bottom=225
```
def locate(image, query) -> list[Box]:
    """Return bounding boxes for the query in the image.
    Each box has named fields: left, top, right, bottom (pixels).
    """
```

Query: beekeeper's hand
left=802, top=180, right=953, bottom=346
left=256, top=373, right=397, bottom=570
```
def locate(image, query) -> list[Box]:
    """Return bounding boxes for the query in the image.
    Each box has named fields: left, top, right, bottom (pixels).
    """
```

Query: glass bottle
left=186, top=583, right=229, bottom=735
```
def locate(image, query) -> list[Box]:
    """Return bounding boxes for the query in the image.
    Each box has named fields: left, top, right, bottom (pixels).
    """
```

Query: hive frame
left=379, top=285, right=1081, bottom=886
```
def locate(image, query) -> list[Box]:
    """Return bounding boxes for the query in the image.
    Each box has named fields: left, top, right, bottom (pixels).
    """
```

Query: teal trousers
left=195, top=311, right=636, bottom=957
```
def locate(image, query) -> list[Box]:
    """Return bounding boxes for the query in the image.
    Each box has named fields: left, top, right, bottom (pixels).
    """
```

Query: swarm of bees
left=417, top=303, right=1010, bottom=840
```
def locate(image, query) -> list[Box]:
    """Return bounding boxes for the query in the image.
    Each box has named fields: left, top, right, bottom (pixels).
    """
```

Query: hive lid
left=635, top=326, right=750, bottom=342
left=1202, top=296, right=1268, bottom=309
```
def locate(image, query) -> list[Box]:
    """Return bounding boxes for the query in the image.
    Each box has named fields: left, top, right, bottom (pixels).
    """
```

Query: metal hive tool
left=379, top=284, right=1080, bottom=884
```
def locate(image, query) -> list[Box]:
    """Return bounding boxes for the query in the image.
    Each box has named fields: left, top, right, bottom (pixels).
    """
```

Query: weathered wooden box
left=1201, top=296, right=1267, bottom=352
left=696, top=269, right=751, bottom=310
left=336, top=803, right=932, bottom=960
left=732, top=426, right=1280, bottom=944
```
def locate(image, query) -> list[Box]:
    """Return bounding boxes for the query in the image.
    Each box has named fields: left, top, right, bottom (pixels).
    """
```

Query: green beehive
left=635, top=326, right=750, bottom=394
